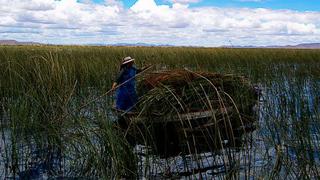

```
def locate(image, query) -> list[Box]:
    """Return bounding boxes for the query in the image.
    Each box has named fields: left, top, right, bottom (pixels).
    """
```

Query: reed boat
left=113, top=69, right=259, bottom=157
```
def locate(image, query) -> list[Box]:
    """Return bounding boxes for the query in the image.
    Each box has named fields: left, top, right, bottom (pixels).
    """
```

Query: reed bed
left=123, top=70, right=258, bottom=157
left=0, top=45, right=319, bottom=179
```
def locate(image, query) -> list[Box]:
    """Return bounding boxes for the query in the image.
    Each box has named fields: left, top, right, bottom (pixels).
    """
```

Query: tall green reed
left=0, top=45, right=319, bottom=178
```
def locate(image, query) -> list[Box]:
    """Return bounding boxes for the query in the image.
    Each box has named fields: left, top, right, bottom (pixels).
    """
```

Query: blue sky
left=192, top=0, right=320, bottom=11
left=91, top=0, right=320, bottom=11
left=1, top=0, right=320, bottom=46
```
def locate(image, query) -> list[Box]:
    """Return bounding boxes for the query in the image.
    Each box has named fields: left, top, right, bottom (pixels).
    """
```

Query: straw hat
left=122, top=56, right=135, bottom=65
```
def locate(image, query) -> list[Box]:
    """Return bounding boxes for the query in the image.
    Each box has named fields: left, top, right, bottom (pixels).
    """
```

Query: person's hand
left=111, top=82, right=117, bottom=91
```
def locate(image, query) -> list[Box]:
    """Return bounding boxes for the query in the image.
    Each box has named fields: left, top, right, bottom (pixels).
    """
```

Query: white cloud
left=166, top=0, right=201, bottom=4
left=0, top=0, right=319, bottom=46
left=104, top=0, right=124, bottom=7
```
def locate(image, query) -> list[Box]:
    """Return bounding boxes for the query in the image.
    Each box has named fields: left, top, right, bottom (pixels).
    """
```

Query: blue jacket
left=115, top=66, right=140, bottom=111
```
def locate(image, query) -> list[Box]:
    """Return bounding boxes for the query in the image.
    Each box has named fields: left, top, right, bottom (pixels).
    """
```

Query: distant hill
left=224, top=43, right=320, bottom=49
left=0, top=40, right=172, bottom=47
left=1, top=39, right=319, bottom=49
left=283, top=43, right=320, bottom=49
left=0, top=40, right=41, bottom=45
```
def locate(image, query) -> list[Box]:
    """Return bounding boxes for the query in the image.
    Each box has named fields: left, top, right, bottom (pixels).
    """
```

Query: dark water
left=1, top=78, right=319, bottom=179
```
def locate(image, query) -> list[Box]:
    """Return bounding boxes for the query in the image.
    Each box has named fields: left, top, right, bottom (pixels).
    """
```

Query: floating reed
left=117, top=69, right=259, bottom=157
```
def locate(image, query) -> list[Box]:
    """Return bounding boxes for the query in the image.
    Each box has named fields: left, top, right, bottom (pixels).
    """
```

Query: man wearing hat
left=112, top=56, right=148, bottom=111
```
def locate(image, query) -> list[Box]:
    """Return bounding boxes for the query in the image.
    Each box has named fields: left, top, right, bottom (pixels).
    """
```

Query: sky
left=0, top=0, right=320, bottom=46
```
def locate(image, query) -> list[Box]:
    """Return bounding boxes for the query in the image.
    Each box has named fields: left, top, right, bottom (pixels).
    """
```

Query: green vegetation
left=0, top=45, right=319, bottom=178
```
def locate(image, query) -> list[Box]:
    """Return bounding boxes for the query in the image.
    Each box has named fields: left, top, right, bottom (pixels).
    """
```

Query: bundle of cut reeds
left=120, top=69, right=259, bottom=157
left=137, top=69, right=258, bottom=118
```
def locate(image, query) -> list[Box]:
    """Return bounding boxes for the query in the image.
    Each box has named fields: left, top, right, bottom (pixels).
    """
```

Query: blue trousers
left=116, top=88, right=137, bottom=111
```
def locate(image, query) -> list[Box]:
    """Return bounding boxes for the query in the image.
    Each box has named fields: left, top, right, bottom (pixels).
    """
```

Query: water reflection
left=1, top=77, right=319, bottom=179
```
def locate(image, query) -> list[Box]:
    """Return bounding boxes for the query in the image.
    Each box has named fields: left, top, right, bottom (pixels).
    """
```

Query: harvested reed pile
left=122, top=69, right=258, bottom=157
left=138, top=69, right=258, bottom=113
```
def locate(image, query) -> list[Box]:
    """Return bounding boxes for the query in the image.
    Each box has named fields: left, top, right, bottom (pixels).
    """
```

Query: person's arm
left=112, top=69, right=125, bottom=90
left=136, top=64, right=152, bottom=74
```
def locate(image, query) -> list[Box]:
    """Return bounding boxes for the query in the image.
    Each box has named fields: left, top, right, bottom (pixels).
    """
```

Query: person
left=112, top=56, right=149, bottom=111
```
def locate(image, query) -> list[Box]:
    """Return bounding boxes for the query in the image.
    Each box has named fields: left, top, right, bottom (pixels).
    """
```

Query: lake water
left=1, top=78, right=319, bottom=179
